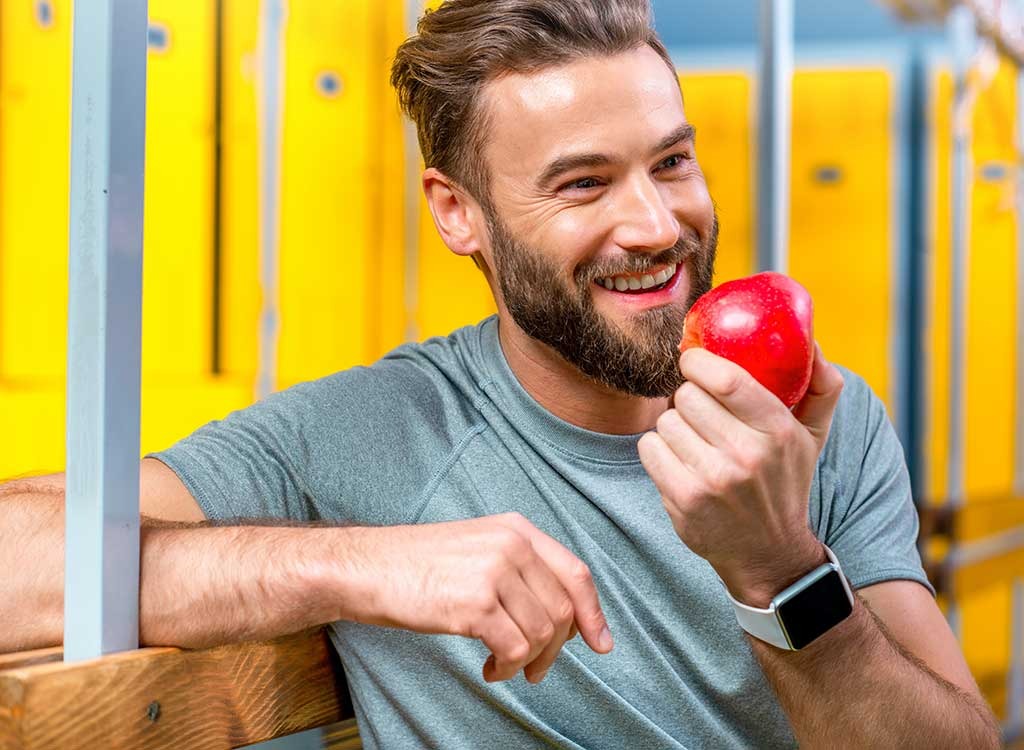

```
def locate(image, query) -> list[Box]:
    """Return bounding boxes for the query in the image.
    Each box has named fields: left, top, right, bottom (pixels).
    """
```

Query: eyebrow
left=536, top=123, right=697, bottom=191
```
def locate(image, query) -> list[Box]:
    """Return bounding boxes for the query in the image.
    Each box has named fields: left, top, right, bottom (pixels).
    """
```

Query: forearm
left=138, top=521, right=355, bottom=648
left=751, top=596, right=1000, bottom=749
left=0, top=488, right=361, bottom=653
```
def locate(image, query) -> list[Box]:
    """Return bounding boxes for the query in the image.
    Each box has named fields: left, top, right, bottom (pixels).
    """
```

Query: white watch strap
left=723, top=544, right=844, bottom=651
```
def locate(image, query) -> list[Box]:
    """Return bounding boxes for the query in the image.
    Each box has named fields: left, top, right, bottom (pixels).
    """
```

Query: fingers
left=516, top=553, right=576, bottom=683
left=668, top=383, right=740, bottom=453
left=791, top=343, right=844, bottom=448
left=507, top=518, right=614, bottom=656
left=496, top=570, right=564, bottom=684
left=475, top=600, right=532, bottom=683
left=678, top=348, right=789, bottom=432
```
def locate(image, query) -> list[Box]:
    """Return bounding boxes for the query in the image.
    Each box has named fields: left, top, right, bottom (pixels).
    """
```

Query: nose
left=612, top=174, right=680, bottom=253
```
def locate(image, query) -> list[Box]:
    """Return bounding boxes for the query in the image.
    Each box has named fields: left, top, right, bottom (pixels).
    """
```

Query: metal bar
left=947, top=5, right=975, bottom=510
left=403, top=0, right=423, bottom=343
left=63, top=0, right=149, bottom=661
left=257, top=0, right=285, bottom=399
left=211, top=0, right=226, bottom=375
left=901, top=49, right=928, bottom=495
left=756, top=0, right=793, bottom=273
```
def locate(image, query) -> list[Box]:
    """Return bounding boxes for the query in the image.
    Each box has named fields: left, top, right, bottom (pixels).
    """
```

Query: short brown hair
left=390, top=0, right=676, bottom=208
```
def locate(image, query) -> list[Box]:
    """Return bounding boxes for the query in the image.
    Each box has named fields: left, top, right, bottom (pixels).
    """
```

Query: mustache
left=575, top=234, right=703, bottom=286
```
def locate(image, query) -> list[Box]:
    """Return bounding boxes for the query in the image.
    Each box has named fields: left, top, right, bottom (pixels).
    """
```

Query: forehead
left=479, top=46, right=686, bottom=180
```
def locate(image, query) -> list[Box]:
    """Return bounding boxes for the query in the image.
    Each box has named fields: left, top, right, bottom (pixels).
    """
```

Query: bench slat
left=0, top=628, right=351, bottom=750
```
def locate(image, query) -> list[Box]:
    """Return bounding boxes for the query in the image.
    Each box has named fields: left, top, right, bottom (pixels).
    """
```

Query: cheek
left=672, top=181, right=715, bottom=235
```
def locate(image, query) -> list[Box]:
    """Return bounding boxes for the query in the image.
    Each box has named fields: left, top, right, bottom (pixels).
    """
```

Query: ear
left=423, top=167, right=485, bottom=259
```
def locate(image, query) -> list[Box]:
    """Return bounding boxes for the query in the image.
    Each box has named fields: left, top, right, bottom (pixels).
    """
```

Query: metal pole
left=63, top=0, right=148, bottom=661
left=947, top=5, right=974, bottom=512
left=257, top=0, right=285, bottom=399
left=756, top=0, right=794, bottom=273
left=403, top=0, right=423, bottom=342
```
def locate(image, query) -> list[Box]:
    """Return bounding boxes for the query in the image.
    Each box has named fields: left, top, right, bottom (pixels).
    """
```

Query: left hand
left=637, top=343, right=845, bottom=607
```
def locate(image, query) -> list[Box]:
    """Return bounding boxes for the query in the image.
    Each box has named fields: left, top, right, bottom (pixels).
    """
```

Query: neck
left=497, top=316, right=671, bottom=435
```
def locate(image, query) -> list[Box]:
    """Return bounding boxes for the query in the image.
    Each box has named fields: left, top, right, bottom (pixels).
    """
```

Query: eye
left=561, top=176, right=602, bottom=191
left=657, top=153, right=692, bottom=171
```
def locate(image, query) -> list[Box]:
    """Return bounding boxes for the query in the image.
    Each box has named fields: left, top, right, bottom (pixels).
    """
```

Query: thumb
left=791, top=342, right=844, bottom=449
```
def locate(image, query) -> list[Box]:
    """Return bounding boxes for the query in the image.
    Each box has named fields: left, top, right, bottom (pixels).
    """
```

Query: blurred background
left=3, top=0, right=1024, bottom=742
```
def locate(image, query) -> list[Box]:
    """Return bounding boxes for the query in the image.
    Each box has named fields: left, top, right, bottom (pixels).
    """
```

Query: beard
left=489, top=212, right=718, bottom=399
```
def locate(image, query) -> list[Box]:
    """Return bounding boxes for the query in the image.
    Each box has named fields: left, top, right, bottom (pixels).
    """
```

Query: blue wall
left=652, top=0, right=943, bottom=47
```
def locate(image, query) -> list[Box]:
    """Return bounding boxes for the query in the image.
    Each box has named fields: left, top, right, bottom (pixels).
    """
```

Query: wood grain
left=0, top=628, right=352, bottom=750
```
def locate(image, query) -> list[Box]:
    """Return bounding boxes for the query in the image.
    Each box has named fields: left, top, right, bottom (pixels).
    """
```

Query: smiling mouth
left=593, top=262, right=679, bottom=294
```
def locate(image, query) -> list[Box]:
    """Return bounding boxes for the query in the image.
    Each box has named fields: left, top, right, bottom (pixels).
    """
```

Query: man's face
left=476, top=46, right=718, bottom=398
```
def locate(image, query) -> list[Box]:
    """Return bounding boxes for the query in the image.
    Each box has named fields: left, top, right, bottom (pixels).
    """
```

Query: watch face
left=776, top=569, right=853, bottom=650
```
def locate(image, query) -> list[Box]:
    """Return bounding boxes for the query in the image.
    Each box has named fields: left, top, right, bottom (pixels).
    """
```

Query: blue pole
left=63, top=0, right=148, bottom=660
left=756, top=0, right=793, bottom=273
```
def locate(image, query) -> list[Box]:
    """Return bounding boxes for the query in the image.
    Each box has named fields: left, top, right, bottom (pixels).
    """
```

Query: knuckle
left=673, top=381, right=696, bottom=409
left=534, top=620, right=556, bottom=643
left=469, top=589, right=499, bottom=616
left=498, top=511, right=528, bottom=527
left=656, top=409, right=679, bottom=435
left=570, top=560, right=594, bottom=588
left=718, top=371, right=745, bottom=397
left=555, top=597, right=575, bottom=626
left=505, top=639, right=530, bottom=664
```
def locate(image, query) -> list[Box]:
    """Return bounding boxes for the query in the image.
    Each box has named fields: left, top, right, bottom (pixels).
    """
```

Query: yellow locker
left=926, top=63, right=1019, bottom=502
left=0, top=2, right=217, bottom=381
left=277, top=1, right=381, bottom=386
left=365, top=0, right=408, bottom=360
left=789, top=68, right=895, bottom=414
left=143, top=0, right=217, bottom=378
left=0, top=0, right=72, bottom=382
left=677, top=72, right=755, bottom=286
left=0, top=379, right=254, bottom=480
left=926, top=61, right=1021, bottom=717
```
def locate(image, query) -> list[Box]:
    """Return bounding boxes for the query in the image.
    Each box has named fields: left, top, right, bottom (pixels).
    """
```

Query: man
left=0, top=0, right=1000, bottom=747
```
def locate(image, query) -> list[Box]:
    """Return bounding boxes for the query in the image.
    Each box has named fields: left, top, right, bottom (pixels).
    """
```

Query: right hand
left=344, top=513, right=614, bottom=684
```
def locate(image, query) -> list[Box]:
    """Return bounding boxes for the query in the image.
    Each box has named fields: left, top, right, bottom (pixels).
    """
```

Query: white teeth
left=653, top=269, right=669, bottom=285
left=640, top=274, right=657, bottom=289
left=614, top=277, right=629, bottom=292
left=627, top=277, right=642, bottom=290
left=667, top=263, right=678, bottom=277
left=603, top=278, right=614, bottom=290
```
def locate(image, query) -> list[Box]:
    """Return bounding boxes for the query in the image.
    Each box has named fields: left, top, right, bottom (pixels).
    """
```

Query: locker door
left=789, top=68, right=895, bottom=415
left=677, top=71, right=755, bottom=286
left=143, top=1, right=217, bottom=378
left=0, top=0, right=72, bottom=382
left=277, top=0, right=379, bottom=387
left=926, top=63, right=1019, bottom=502
left=926, top=63, right=1021, bottom=719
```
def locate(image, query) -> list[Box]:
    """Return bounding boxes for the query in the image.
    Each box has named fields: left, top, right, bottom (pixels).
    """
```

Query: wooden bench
left=0, top=629, right=359, bottom=749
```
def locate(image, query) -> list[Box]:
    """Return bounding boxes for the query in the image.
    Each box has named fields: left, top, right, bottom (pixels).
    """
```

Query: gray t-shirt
left=153, top=314, right=931, bottom=749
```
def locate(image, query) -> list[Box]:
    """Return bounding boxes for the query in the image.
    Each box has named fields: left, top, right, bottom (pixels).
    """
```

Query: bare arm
left=639, top=346, right=999, bottom=747
left=1, top=467, right=612, bottom=684
left=0, top=461, right=355, bottom=651
left=746, top=577, right=999, bottom=749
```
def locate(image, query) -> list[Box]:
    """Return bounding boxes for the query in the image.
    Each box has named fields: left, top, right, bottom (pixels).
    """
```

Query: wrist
left=716, top=537, right=828, bottom=608
left=324, top=525, right=399, bottom=627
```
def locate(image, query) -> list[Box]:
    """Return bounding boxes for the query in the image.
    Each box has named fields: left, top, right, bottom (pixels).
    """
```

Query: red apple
left=679, top=271, right=814, bottom=407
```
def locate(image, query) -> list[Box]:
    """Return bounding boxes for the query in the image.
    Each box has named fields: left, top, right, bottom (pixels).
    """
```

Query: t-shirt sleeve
left=815, top=367, right=935, bottom=596
left=148, top=379, right=329, bottom=522
left=148, top=350, right=470, bottom=525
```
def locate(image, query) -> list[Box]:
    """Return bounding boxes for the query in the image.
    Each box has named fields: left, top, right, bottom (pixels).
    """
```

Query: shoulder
left=824, top=364, right=889, bottom=454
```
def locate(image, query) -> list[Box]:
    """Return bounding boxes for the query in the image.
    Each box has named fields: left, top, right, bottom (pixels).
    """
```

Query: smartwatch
left=723, top=544, right=855, bottom=650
